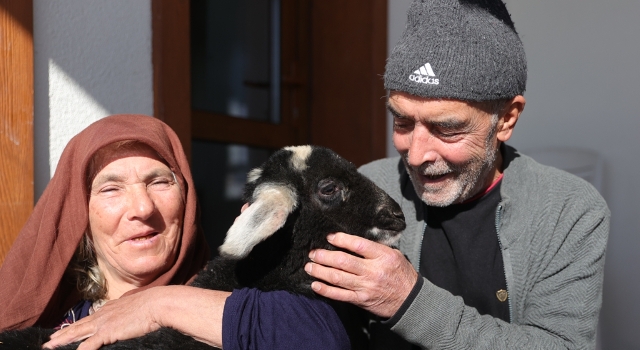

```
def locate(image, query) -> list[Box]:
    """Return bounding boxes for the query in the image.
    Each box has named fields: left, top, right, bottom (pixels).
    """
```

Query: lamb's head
left=218, top=145, right=406, bottom=259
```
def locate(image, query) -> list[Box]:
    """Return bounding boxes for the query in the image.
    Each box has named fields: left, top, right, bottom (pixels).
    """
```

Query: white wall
left=388, top=0, right=640, bottom=348
left=33, top=0, right=153, bottom=199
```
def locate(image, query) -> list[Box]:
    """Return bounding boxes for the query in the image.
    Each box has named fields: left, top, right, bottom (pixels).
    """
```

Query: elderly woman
left=0, top=115, right=349, bottom=349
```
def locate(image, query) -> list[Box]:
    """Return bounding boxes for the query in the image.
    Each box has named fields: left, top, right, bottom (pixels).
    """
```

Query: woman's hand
left=43, top=287, right=163, bottom=349
left=43, top=285, right=230, bottom=350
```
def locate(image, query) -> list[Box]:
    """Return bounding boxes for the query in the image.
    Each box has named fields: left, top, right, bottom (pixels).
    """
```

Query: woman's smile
left=88, top=144, right=184, bottom=298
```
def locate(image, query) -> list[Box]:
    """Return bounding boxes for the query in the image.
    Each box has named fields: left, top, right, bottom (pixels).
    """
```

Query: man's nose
left=407, top=126, right=439, bottom=167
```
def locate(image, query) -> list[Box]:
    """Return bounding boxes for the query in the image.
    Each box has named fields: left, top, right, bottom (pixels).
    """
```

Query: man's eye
left=393, top=119, right=413, bottom=130
left=435, top=129, right=462, bottom=138
left=440, top=131, right=458, bottom=137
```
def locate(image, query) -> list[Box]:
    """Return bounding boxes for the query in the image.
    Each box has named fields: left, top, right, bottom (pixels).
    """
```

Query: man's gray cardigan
left=358, top=145, right=609, bottom=350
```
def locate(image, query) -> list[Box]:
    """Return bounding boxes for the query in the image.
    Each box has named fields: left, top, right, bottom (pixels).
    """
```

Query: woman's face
left=88, top=144, right=183, bottom=295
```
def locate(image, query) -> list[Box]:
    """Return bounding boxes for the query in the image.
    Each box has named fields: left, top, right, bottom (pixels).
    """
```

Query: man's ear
left=496, top=95, right=525, bottom=142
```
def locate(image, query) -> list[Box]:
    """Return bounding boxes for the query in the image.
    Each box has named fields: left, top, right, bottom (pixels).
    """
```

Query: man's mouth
left=420, top=172, right=452, bottom=183
left=424, top=173, right=448, bottom=180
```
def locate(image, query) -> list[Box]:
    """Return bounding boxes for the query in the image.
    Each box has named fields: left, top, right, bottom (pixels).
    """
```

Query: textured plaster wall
left=33, top=0, right=153, bottom=199
left=387, top=0, right=640, bottom=348
left=506, top=1, right=640, bottom=348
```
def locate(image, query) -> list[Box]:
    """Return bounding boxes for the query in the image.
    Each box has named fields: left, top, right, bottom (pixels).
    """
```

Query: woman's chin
left=110, top=254, right=173, bottom=285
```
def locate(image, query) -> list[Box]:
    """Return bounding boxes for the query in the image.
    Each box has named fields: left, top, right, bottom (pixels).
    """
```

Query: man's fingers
left=308, top=248, right=367, bottom=277
left=305, top=261, right=357, bottom=289
left=327, top=232, right=389, bottom=259
left=310, top=281, right=356, bottom=302
left=306, top=231, right=420, bottom=318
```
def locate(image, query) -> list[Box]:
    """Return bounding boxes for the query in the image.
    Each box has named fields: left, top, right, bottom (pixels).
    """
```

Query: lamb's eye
left=318, top=179, right=340, bottom=197
left=321, top=184, right=337, bottom=195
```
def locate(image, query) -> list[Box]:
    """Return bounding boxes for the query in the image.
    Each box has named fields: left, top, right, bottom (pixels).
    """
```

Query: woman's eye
left=98, top=186, right=119, bottom=194
left=149, top=178, right=172, bottom=189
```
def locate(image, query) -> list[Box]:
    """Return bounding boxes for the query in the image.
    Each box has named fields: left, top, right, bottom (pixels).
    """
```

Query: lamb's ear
left=218, top=183, right=297, bottom=259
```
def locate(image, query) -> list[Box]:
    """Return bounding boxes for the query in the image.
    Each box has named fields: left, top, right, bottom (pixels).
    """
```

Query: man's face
left=390, top=91, right=502, bottom=207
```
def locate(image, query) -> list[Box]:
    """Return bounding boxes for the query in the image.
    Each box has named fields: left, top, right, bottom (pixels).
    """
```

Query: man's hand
left=304, top=232, right=418, bottom=318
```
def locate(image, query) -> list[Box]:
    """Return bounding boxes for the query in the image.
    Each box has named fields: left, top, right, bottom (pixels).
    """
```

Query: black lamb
left=0, top=145, right=406, bottom=349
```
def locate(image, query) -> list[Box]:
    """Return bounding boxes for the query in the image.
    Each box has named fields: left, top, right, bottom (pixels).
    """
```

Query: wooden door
left=152, top=0, right=387, bottom=250
left=0, top=0, right=34, bottom=265
left=153, top=0, right=387, bottom=162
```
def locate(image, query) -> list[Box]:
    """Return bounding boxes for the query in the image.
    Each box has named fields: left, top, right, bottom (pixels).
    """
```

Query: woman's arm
left=223, top=288, right=350, bottom=350
left=43, top=286, right=351, bottom=350
left=43, top=285, right=230, bottom=350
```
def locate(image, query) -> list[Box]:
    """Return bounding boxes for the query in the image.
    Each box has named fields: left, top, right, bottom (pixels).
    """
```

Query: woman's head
left=0, top=115, right=209, bottom=329
left=74, top=141, right=186, bottom=301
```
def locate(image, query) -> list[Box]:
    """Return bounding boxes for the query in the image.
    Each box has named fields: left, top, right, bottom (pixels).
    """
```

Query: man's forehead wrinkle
left=428, top=118, right=468, bottom=129
left=395, top=108, right=470, bottom=128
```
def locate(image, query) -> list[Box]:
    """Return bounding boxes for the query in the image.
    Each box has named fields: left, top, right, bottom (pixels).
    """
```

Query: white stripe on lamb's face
left=367, top=227, right=402, bottom=247
left=284, top=145, right=312, bottom=171
left=219, top=183, right=298, bottom=258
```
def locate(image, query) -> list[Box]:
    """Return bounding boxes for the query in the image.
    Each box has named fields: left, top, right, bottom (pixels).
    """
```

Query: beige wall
left=33, top=0, right=154, bottom=199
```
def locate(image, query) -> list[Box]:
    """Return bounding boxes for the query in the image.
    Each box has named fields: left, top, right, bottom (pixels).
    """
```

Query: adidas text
left=409, top=74, right=439, bottom=85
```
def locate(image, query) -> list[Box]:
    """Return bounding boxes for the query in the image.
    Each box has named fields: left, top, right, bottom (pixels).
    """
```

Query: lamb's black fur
left=0, top=145, right=405, bottom=349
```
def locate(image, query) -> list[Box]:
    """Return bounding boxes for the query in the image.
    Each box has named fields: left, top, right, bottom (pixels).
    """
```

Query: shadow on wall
left=522, top=147, right=604, bottom=194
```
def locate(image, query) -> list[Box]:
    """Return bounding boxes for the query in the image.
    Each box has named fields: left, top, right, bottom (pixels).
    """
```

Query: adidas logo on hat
left=408, top=63, right=439, bottom=85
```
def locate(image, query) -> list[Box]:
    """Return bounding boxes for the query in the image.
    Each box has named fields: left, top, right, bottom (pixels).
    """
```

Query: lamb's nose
left=392, top=207, right=404, bottom=221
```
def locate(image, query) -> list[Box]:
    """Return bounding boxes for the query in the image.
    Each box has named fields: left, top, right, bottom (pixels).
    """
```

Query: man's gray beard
left=404, top=144, right=499, bottom=207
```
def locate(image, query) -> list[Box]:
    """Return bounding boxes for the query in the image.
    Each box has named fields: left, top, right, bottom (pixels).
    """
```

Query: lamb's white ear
left=218, top=184, right=297, bottom=259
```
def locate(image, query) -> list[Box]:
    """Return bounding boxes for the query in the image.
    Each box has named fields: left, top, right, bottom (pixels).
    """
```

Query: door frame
left=0, top=0, right=34, bottom=265
left=152, top=0, right=388, bottom=166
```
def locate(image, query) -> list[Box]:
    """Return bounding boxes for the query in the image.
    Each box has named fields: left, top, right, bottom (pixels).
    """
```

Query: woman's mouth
left=129, top=232, right=159, bottom=241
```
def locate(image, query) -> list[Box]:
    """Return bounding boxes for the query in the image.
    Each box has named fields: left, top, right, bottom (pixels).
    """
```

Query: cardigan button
left=496, top=289, right=509, bottom=302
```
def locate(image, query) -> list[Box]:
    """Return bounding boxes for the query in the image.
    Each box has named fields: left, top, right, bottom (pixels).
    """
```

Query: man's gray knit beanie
left=384, top=0, right=527, bottom=101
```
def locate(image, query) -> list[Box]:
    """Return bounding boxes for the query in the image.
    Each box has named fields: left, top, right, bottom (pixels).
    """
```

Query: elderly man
left=304, top=0, right=609, bottom=349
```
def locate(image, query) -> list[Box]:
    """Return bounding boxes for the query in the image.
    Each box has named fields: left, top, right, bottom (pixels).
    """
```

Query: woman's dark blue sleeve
left=222, top=288, right=350, bottom=350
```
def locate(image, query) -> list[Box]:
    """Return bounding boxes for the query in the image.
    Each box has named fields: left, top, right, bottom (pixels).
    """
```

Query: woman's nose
left=126, top=185, right=155, bottom=220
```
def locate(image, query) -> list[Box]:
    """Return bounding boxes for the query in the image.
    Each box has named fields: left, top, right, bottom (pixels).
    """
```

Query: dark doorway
left=153, top=0, right=388, bottom=253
